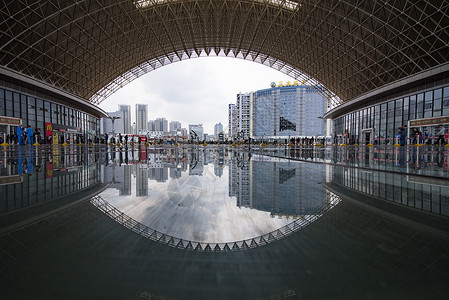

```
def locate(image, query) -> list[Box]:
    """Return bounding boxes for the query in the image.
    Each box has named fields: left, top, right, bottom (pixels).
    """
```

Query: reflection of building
left=120, top=165, right=132, bottom=196
left=102, top=164, right=131, bottom=195
left=148, top=167, right=168, bottom=182
left=228, top=154, right=326, bottom=216
left=136, top=166, right=148, bottom=196
left=214, top=148, right=225, bottom=177
left=170, top=167, right=182, bottom=179
left=228, top=151, right=239, bottom=197
left=189, top=149, right=204, bottom=175
left=1, top=156, right=102, bottom=221
left=252, top=157, right=325, bottom=215
left=330, top=165, right=449, bottom=216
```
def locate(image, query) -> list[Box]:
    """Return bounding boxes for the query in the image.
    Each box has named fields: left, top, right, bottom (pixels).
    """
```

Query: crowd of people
left=1, top=125, right=42, bottom=145
left=400, top=124, right=447, bottom=146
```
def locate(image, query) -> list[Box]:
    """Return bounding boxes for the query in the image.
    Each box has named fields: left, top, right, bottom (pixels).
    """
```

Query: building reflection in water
left=96, top=147, right=338, bottom=249
left=0, top=147, right=103, bottom=233
left=329, top=164, right=449, bottom=216
left=261, top=146, right=449, bottom=217
left=1, top=146, right=448, bottom=299
left=229, top=152, right=326, bottom=217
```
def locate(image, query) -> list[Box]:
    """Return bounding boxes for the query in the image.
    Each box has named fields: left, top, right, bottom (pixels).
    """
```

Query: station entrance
left=362, top=128, right=373, bottom=145
left=408, top=116, right=449, bottom=145
left=0, top=116, right=21, bottom=144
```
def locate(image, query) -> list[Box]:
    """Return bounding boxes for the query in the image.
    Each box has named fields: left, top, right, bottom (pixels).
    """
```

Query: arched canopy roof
left=1, top=0, right=448, bottom=106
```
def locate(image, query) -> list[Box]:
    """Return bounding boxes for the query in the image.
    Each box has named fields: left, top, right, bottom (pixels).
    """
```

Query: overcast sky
left=99, top=56, right=295, bottom=134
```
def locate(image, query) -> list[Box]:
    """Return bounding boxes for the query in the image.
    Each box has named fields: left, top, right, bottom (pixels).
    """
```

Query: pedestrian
left=17, top=125, right=25, bottom=145
left=435, top=125, right=446, bottom=146
left=412, top=127, right=421, bottom=144
left=35, top=128, right=41, bottom=144
left=25, top=125, right=34, bottom=145
left=398, top=126, right=406, bottom=146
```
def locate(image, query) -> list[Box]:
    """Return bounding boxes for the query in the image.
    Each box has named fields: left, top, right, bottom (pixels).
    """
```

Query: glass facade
left=0, top=151, right=100, bottom=215
left=334, top=84, right=449, bottom=145
left=332, top=165, right=449, bottom=216
left=0, top=86, right=100, bottom=143
left=253, top=85, right=326, bottom=139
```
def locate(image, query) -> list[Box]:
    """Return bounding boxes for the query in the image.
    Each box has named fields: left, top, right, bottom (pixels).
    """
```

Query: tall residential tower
left=118, top=104, right=131, bottom=134
left=135, top=104, right=148, bottom=134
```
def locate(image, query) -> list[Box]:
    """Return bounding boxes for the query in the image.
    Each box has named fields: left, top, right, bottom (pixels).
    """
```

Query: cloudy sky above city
left=99, top=56, right=295, bottom=134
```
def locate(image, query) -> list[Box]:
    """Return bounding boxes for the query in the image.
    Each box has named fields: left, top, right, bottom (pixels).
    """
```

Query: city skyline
left=99, top=56, right=295, bottom=134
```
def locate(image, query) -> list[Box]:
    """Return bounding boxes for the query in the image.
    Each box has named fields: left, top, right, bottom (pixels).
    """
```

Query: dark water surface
left=1, top=145, right=448, bottom=299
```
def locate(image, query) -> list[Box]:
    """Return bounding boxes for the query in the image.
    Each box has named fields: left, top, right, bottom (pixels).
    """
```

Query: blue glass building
left=252, top=85, right=326, bottom=139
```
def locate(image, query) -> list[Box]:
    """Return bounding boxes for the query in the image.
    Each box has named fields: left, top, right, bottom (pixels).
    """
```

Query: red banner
left=0, top=116, right=21, bottom=125
left=46, top=161, right=53, bottom=178
left=46, top=122, right=52, bottom=137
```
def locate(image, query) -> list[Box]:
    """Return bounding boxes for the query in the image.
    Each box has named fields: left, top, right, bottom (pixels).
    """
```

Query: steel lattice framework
left=90, top=191, right=342, bottom=252
left=1, top=0, right=448, bottom=106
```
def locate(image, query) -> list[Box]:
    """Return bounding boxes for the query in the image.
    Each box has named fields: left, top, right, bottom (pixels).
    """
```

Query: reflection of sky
left=100, top=163, right=301, bottom=243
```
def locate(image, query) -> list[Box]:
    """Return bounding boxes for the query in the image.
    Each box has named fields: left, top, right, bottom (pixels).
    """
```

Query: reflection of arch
left=90, top=190, right=342, bottom=252
left=2, top=1, right=448, bottom=107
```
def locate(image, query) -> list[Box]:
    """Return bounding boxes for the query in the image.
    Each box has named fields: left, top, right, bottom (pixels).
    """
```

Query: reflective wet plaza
left=1, top=144, right=449, bottom=299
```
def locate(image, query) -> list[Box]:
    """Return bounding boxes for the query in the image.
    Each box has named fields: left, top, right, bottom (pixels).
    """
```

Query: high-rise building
left=252, top=84, right=326, bottom=139
left=155, top=118, right=168, bottom=132
left=135, top=104, right=148, bottom=134
left=148, top=120, right=155, bottom=131
left=118, top=105, right=131, bottom=134
left=169, top=121, right=181, bottom=132
left=180, top=128, right=188, bottom=137
left=237, top=93, right=251, bottom=139
left=228, top=104, right=238, bottom=140
left=214, top=122, right=223, bottom=138
left=189, top=124, right=204, bottom=141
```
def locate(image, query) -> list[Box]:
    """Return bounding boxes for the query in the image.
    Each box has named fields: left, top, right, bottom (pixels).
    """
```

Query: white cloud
left=99, top=56, right=295, bottom=134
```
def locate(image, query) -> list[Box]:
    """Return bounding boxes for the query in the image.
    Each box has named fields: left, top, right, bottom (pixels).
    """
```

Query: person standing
left=17, top=125, right=25, bottom=145
left=412, top=127, right=421, bottom=144
left=398, top=126, right=406, bottom=146
left=25, top=125, right=34, bottom=145
left=35, top=128, right=41, bottom=144
left=435, top=125, right=446, bottom=146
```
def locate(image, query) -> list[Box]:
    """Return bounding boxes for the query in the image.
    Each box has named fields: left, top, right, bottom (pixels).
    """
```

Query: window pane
left=424, top=91, right=433, bottom=118
left=443, top=86, right=449, bottom=116
left=409, top=95, right=416, bottom=119
left=416, top=93, right=424, bottom=119
left=0, top=88, right=4, bottom=116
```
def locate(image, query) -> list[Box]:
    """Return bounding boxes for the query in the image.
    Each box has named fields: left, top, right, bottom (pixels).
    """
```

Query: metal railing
left=90, top=191, right=341, bottom=252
